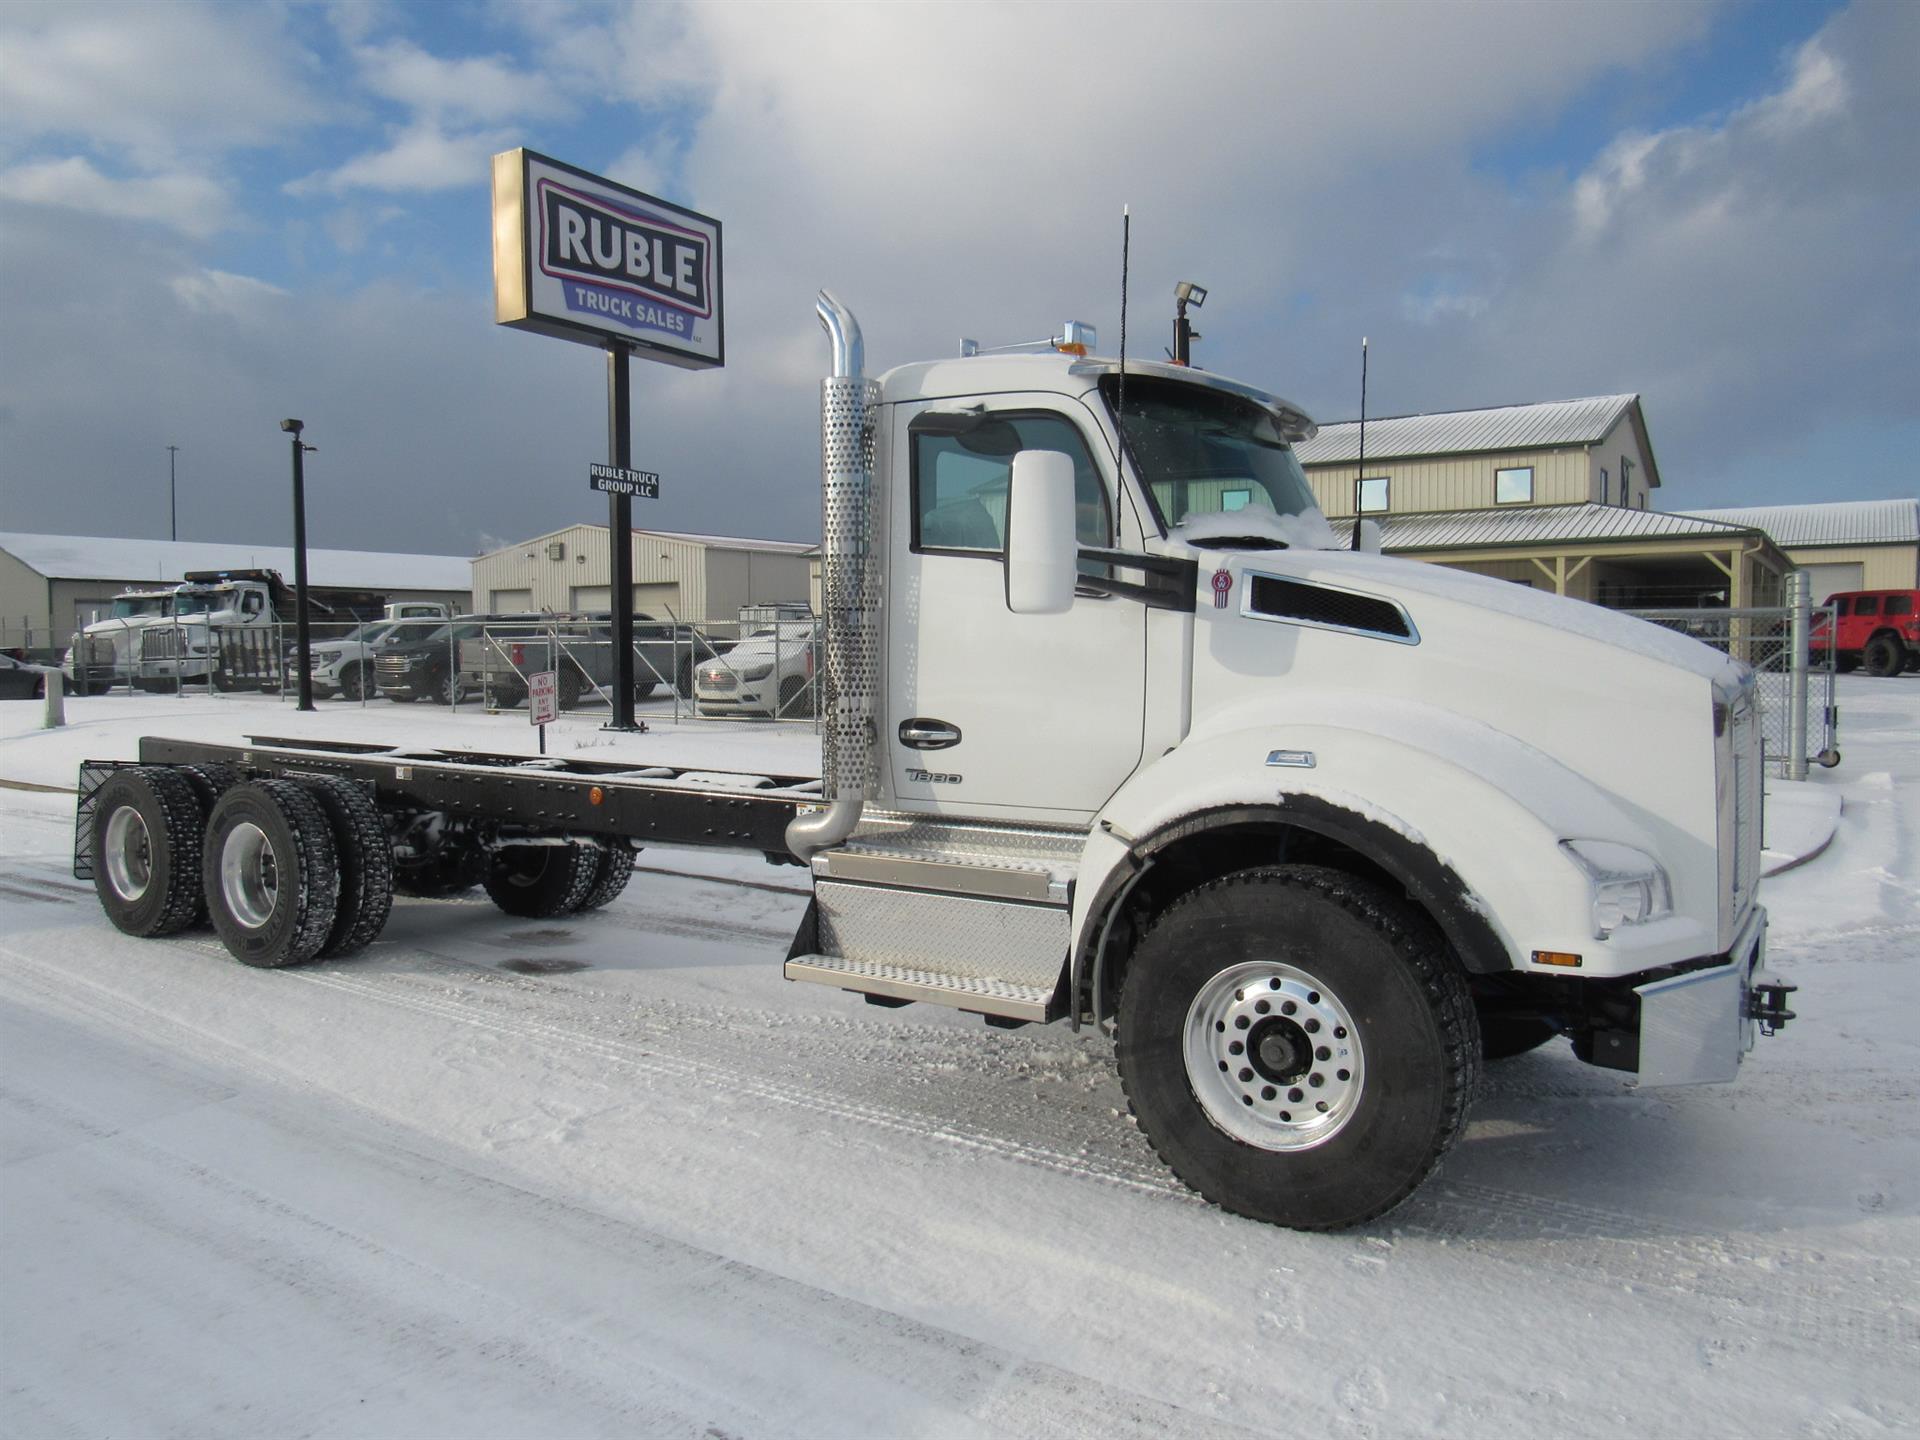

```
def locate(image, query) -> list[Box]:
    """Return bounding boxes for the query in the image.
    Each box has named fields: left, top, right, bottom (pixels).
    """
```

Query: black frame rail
left=127, top=735, right=816, bottom=857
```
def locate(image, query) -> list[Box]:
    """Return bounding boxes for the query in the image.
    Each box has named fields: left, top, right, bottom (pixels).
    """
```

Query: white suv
left=693, top=623, right=819, bottom=717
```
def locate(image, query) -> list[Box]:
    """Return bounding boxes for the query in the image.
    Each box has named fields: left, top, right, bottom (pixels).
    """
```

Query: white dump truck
left=74, top=293, right=1792, bottom=1229
left=63, top=585, right=178, bottom=692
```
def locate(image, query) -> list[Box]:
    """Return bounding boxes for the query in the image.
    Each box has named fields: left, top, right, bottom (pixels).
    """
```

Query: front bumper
left=1582, top=906, right=1787, bottom=1087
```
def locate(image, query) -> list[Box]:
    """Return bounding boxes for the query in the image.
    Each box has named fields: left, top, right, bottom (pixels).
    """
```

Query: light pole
left=280, top=419, right=316, bottom=711
left=166, top=444, right=179, bottom=541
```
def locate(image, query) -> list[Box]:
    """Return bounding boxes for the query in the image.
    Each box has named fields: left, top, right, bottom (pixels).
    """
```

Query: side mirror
left=1005, top=449, right=1078, bottom=615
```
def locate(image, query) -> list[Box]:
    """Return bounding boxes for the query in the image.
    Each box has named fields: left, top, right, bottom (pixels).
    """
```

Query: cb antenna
left=1117, top=205, right=1130, bottom=435
left=1351, top=336, right=1369, bottom=550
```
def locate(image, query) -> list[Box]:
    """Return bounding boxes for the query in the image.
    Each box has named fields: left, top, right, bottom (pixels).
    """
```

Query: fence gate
left=1628, top=577, right=1838, bottom=779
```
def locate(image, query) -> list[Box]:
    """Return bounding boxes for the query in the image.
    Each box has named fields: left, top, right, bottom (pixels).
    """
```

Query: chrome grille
left=141, top=627, right=183, bottom=660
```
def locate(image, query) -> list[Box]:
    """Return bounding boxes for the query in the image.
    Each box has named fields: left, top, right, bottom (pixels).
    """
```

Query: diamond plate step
left=784, top=954, right=1055, bottom=1022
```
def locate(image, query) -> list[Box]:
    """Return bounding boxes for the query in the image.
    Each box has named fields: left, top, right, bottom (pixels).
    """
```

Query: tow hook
left=1746, top=978, right=1798, bottom=1036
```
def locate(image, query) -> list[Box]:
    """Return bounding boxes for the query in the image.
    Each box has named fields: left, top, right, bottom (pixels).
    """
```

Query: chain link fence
left=40, top=610, right=824, bottom=728
left=1628, top=579, right=1839, bottom=779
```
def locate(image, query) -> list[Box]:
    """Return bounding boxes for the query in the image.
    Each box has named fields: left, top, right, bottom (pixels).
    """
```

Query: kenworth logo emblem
left=538, top=179, right=712, bottom=320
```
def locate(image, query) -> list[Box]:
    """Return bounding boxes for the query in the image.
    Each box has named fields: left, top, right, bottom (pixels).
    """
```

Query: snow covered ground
left=2, top=681, right=1915, bottom=1439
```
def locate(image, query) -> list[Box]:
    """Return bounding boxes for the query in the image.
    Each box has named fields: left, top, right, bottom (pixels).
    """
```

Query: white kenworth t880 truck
left=75, top=293, right=1793, bottom=1230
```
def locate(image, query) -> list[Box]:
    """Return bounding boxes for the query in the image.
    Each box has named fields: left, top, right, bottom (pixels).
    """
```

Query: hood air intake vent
left=1247, top=575, right=1415, bottom=642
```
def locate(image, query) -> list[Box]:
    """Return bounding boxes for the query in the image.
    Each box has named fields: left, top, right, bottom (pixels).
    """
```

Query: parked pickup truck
left=461, top=616, right=724, bottom=709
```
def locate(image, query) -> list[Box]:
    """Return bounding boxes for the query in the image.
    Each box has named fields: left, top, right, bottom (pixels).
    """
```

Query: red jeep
left=1813, top=589, right=1920, bottom=675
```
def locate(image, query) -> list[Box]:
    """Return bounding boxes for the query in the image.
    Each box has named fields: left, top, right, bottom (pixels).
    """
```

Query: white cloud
left=0, top=1, right=326, bottom=164
left=354, top=39, right=565, bottom=124
left=287, top=122, right=512, bottom=196
left=0, top=156, right=229, bottom=237
left=170, top=268, right=290, bottom=319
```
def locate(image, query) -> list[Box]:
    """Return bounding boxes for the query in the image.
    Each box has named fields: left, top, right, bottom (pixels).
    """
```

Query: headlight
left=1561, top=840, right=1672, bottom=939
left=741, top=663, right=774, bottom=682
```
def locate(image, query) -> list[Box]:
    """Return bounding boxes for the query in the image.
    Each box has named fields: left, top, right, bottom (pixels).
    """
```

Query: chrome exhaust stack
left=786, top=291, right=880, bottom=862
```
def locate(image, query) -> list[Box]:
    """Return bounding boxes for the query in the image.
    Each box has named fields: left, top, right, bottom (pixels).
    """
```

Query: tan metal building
left=1677, top=499, right=1919, bottom=601
left=1295, top=394, right=1794, bottom=607
left=469, top=525, right=812, bottom=623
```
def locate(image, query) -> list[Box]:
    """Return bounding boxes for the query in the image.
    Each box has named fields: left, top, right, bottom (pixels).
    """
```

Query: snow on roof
left=1328, top=503, right=1759, bottom=551
left=478, top=525, right=813, bottom=559
left=1675, top=499, right=1919, bottom=549
left=1295, top=394, right=1639, bottom=466
left=0, top=531, right=472, bottom=592
left=641, top=528, right=814, bottom=555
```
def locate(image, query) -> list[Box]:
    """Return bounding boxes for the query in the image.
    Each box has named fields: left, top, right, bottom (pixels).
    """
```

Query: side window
left=912, top=411, right=1111, bottom=556
left=1832, top=597, right=1849, bottom=617
left=242, top=592, right=265, bottom=617
left=1855, top=596, right=1879, bottom=617
left=1885, top=595, right=1913, bottom=617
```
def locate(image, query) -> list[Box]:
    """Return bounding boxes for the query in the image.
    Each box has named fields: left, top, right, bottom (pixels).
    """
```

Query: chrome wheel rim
left=220, top=822, right=278, bottom=929
left=1184, top=961, right=1365, bottom=1151
left=103, top=806, right=153, bottom=902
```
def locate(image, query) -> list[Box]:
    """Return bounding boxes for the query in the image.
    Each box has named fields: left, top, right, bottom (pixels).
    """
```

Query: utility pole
left=166, top=444, right=179, bottom=541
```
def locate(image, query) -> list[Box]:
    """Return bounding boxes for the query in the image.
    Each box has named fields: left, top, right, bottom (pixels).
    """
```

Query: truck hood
left=1176, top=540, right=1738, bottom=686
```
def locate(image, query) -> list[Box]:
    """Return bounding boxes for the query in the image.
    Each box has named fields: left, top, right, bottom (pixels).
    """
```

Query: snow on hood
left=1296, top=548, right=1738, bottom=681
left=1174, top=505, right=1338, bottom=552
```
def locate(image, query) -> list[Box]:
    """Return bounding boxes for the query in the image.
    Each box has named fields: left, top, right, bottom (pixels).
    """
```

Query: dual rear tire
left=92, top=770, right=393, bottom=967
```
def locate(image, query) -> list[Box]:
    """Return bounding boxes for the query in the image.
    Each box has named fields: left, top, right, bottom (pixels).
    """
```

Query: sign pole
left=607, top=347, right=638, bottom=731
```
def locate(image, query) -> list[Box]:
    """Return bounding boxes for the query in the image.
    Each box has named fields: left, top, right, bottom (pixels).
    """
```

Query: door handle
left=899, top=717, right=962, bottom=750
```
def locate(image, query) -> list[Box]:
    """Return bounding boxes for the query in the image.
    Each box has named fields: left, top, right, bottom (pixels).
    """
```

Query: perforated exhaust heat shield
left=787, top=292, right=879, bottom=861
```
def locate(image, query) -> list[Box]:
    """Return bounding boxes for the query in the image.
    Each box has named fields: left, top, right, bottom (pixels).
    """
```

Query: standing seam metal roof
left=1293, top=394, right=1639, bottom=466
left=1329, top=503, right=1763, bottom=551
left=1676, top=499, right=1919, bottom=549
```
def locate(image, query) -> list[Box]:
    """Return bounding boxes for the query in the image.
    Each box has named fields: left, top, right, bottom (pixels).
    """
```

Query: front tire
left=1117, top=866, right=1479, bottom=1231
left=1864, top=634, right=1905, bottom=677
left=338, top=665, right=366, bottom=702
left=202, top=780, right=340, bottom=967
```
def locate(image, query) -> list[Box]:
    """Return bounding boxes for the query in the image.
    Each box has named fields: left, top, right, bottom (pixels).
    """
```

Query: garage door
left=569, top=583, right=679, bottom=618
left=1800, top=563, right=1863, bottom=603
left=489, top=588, right=534, bottom=612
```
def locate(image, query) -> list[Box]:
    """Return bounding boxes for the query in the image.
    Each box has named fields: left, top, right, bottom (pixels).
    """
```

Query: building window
left=1494, top=466, right=1533, bottom=504
left=1619, top=456, right=1633, bottom=507
left=1599, top=467, right=1609, bottom=505
left=1356, top=476, right=1389, bottom=513
left=1221, top=488, right=1252, bottom=511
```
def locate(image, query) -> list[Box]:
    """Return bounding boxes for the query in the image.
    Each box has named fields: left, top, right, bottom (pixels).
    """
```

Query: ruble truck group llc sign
left=492, top=148, right=724, bottom=370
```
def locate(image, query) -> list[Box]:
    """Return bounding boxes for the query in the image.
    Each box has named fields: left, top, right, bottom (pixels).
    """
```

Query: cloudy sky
left=1, top=0, right=1914, bottom=557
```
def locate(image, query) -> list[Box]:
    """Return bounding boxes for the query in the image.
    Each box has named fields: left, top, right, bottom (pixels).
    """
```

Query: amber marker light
left=1532, top=950, right=1583, bottom=968
left=589, top=786, right=605, bottom=806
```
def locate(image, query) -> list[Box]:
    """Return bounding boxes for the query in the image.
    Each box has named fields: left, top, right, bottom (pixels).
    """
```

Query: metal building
left=468, top=525, right=812, bottom=623
left=1677, top=499, right=1919, bottom=601
left=0, top=531, right=472, bottom=656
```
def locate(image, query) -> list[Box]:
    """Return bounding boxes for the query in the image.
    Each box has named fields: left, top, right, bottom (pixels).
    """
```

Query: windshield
left=343, top=621, right=394, bottom=645
left=1102, top=375, right=1322, bottom=532
left=173, top=588, right=228, bottom=616
left=109, top=595, right=172, bottom=619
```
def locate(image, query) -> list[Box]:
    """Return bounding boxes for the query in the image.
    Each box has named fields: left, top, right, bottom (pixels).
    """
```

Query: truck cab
left=780, top=293, right=1780, bottom=1227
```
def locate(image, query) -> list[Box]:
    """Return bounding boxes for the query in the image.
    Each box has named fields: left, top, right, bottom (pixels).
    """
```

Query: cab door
left=885, top=395, right=1147, bottom=823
